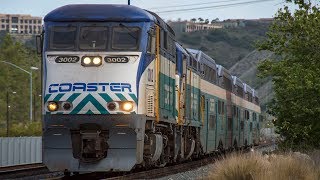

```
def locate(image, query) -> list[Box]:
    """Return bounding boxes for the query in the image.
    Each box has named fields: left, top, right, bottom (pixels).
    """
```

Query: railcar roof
left=175, top=43, right=189, bottom=56
left=44, top=4, right=156, bottom=22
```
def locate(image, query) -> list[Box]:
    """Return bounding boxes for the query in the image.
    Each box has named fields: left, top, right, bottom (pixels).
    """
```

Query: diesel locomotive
left=38, top=4, right=262, bottom=173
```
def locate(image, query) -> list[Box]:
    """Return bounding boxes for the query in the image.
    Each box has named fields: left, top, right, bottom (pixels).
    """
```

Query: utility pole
left=33, top=93, right=36, bottom=121
left=128, top=0, right=130, bottom=5
left=6, top=90, right=9, bottom=137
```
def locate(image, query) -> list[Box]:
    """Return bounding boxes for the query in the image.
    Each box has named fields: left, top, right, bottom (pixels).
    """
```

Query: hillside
left=229, top=50, right=274, bottom=109
left=175, top=20, right=270, bottom=69
left=175, top=21, right=273, bottom=109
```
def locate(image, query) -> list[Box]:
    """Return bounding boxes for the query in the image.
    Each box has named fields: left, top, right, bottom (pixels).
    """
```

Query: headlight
left=93, top=57, right=102, bottom=65
left=81, top=56, right=102, bottom=66
left=62, top=102, right=72, bottom=110
left=83, top=57, right=91, bottom=65
left=107, top=102, right=118, bottom=111
left=121, top=101, right=134, bottom=112
left=48, top=101, right=58, bottom=112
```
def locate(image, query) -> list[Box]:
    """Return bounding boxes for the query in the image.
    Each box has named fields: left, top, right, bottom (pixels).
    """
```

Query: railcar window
left=209, top=115, right=215, bottom=129
left=224, top=76, right=232, bottom=91
left=50, top=26, right=76, bottom=50
left=218, top=101, right=222, bottom=114
left=79, top=27, right=108, bottom=50
left=240, top=121, right=244, bottom=130
left=253, top=113, right=256, bottom=121
left=112, top=26, right=140, bottom=50
left=228, top=118, right=232, bottom=130
left=192, top=59, right=198, bottom=70
left=222, top=101, right=225, bottom=115
left=163, top=31, right=168, bottom=49
left=237, top=86, right=244, bottom=98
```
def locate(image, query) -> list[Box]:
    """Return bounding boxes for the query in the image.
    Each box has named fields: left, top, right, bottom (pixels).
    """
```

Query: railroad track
left=0, top=143, right=274, bottom=180
left=0, top=163, right=49, bottom=179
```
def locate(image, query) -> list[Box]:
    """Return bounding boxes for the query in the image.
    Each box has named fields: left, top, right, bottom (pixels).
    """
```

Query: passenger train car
left=38, top=4, right=262, bottom=173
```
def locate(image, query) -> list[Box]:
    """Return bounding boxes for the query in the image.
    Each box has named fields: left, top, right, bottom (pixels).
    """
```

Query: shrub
left=209, top=153, right=269, bottom=180
left=209, top=152, right=319, bottom=180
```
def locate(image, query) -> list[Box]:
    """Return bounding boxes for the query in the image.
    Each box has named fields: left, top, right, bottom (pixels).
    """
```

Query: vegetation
left=209, top=152, right=320, bottom=180
left=0, top=121, right=42, bottom=137
left=258, top=1, right=320, bottom=150
left=0, top=33, right=41, bottom=137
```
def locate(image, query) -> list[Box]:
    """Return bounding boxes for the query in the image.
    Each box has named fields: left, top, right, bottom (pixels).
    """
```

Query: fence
left=0, top=137, right=42, bottom=167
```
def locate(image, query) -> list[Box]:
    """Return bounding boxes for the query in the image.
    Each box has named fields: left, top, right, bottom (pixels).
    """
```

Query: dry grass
left=208, top=151, right=320, bottom=180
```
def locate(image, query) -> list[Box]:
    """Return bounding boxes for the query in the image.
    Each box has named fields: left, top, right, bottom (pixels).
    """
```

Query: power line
left=155, top=0, right=276, bottom=14
left=149, top=0, right=245, bottom=10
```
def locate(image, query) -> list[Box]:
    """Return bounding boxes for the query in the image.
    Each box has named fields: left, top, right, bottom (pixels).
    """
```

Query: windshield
left=79, top=27, right=108, bottom=50
left=50, top=26, right=76, bottom=50
left=48, top=24, right=141, bottom=51
left=112, top=26, right=140, bottom=50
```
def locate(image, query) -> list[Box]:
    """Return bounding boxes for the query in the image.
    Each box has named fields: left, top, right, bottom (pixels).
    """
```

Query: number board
left=55, top=56, right=80, bottom=63
left=105, top=56, right=129, bottom=63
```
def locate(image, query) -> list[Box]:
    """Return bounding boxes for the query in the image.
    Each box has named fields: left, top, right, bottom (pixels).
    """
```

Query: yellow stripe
left=155, top=25, right=160, bottom=123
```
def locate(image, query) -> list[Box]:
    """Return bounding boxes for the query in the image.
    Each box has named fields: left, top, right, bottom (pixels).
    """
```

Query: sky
left=0, top=0, right=297, bottom=21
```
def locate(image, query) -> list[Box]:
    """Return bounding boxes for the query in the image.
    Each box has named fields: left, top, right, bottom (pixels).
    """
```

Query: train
left=37, top=4, right=262, bottom=174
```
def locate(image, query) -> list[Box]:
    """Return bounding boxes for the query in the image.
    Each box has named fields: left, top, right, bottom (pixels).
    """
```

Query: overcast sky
left=1, top=0, right=297, bottom=21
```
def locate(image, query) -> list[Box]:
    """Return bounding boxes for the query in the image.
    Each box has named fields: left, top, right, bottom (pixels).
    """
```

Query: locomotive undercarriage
left=143, top=120, right=201, bottom=168
left=43, top=114, right=203, bottom=172
left=70, top=124, right=109, bottom=163
left=43, top=114, right=145, bottom=172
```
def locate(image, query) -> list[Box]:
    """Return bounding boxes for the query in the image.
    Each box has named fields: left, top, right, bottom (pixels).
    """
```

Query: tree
left=258, top=1, right=320, bottom=150
left=204, top=19, right=209, bottom=24
left=0, top=34, right=41, bottom=135
left=198, top=17, right=204, bottom=23
left=190, top=18, right=196, bottom=23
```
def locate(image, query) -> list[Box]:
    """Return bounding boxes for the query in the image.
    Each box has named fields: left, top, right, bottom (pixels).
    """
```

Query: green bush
left=0, top=121, right=42, bottom=137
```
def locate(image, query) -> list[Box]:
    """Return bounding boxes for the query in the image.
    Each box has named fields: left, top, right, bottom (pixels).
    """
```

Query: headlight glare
left=93, top=57, right=102, bottom=65
left=121, top=101, right=134, bottom=112
left=83, top=57, right=91, bottom=65
left=48, top=101, right=58, bottom=112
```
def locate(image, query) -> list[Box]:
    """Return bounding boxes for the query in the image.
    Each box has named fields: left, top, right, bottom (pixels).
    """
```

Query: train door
left=232, top=105, right=240, bottom=148
left=239, top=109, right=244, bottom=147
left=248, top=111, right=253, bottom=146
left=225, top=79, right=233, bottom=149
left=200, top=95, right=207, bottom=153
left=185, top=66, right=192, bottom=123
left=179, top=55, right=187, bottom=124
left=207, top=98, right=216, bottom=152
left=243, top=110, right=249, bottom=146
left=217, top=100, right=226, bottom=150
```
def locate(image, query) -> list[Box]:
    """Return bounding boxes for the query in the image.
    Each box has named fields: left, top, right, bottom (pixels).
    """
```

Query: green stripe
left=129, top=93, right=138, bottom=104
left=99, top=93, right=113, bottom=102
left=66, top=93, right=81, bottom=103
left=44, top=94, right=51, bottom=102
left=53, top=93, right=65, bottom=101
left=70, top=94, right=109, bottom=114
left=115, top=93, right=127, bottom=101
left=86, top=110, right=94, bottom=114
left=56, top=112, right=64, bottom=114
